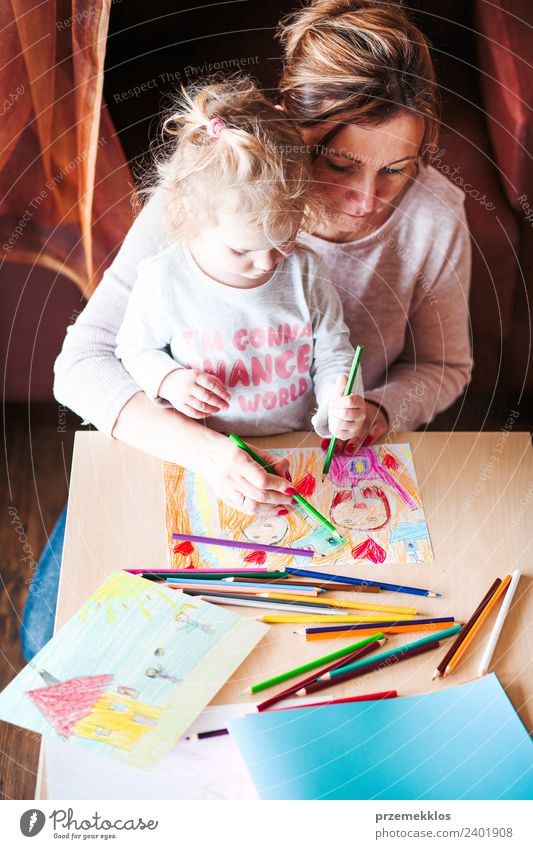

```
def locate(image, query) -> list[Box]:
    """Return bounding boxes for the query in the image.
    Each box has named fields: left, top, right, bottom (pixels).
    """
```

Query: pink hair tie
left=206, top=117, right=225, bottom=138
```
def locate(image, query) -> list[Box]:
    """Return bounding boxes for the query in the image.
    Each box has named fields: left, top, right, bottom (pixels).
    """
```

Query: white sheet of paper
left=42, top=697, right=324, bottom=799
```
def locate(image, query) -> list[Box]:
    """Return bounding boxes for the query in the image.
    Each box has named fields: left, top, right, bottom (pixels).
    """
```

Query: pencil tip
left=295, top=688, right=306, bottom=697
left=240, top=688, right=251, bottom=697
left=431, top=670, right=441, bottom=681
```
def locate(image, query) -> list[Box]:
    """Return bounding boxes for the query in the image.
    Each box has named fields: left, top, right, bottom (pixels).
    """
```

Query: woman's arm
left=53, top=191, right=166, bottom=435
left=364, top=214, right=472, bottom=433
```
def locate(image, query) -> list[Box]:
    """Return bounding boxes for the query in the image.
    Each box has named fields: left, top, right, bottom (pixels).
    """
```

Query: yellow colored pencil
left=444, top=575, right=512, bottom=676
left=261, top=593, right=416, bottom=615
left=258, top=613, right=415, bottom=624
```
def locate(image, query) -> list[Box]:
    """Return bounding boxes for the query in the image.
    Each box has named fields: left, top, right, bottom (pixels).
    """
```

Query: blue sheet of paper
left=229, top=674, right=533, bottom=799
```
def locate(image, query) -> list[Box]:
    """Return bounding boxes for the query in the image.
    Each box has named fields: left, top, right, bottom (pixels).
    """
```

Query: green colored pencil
left=240, top=633, right=383, bottom=695
left=316, top=624, right=462, bottom=681
left=322, top=345, right=364, bottom=479
left=229, top=433, right=345, bottom=541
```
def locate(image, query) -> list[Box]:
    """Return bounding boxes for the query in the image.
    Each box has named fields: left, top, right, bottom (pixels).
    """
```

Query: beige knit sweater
left=54, top=164, right=472, bottom=436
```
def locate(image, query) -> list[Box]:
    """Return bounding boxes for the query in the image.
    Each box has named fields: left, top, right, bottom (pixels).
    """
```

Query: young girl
left=115, top=78, right=364, bottom=453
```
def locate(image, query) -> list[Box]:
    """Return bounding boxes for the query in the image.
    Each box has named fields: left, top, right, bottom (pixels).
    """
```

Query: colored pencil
left=444, top=575, right=512, bottom=677
left=255, top=637, right=386, bottom=711
left=126, top=569, right=289, bottom=579
left=186, top=590, right=334, bottom=608
left=262, top=593, right=416, bottom=615
left=322, top=345, right=364, bottom=479
left=195, top=594, right=345, bottom=615
left=286, top=567, right=441, bottom=597
left=223, top=576, right=380, bottom=593
left=304, top=617, right=454, bottom=635
left=270, top=690, right=398, bottom=711
left=229, top=433, right=346, bottom=544
left=478, top=570, right=521, bottom=676
left=166, top=580, right=319, bottom=596
left=185, top=728, right=229, bottom=741
left=296, top=641, right=439, bottom=696
left=241, top=634, right=385, bottom=695
left=432, top=577, right=501, bottom=680
left=258, top=613, right=414, bottom=624
left=317, top=624, right=460, bottom=682
left=172, top=532, right=314, bottom=559
left=305, top=621, right=457, bottom=640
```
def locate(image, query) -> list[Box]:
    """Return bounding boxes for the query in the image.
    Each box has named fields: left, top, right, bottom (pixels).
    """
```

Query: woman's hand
left=328, top=374, right=366, bottom=442
left=362, top=400, right=389, bottom=444
left=159, top=368, right=231, bottom=418
left=207, top=439, right=294, bottom=516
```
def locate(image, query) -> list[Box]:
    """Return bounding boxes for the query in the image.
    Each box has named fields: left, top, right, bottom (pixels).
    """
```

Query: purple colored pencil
left=172, top=532, right=314, bottom=558
left=305, top=617, right=455, bottom=634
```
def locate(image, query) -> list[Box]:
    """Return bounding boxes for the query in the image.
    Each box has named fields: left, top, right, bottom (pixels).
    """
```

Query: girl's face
left=189, top=212, right=296, bottom=289
left=242, top=515, right=288, bottom=545
left=301, top=112, right=424, bottom=242
left=331, top=485, right=390, bottom=531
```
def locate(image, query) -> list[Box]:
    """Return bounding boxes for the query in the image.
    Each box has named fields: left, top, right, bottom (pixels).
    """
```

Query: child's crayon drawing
left=0, top=572, right=267, bottom=770
left=164, top=444, right=433, bottom=569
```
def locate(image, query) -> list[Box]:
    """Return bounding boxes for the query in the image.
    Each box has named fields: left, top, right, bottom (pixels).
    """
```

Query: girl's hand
left=207, top=439, right=294, bottom=516
left=328, top=374, right=366, bottom=442
left=321, top=399, right=390, bottom=455
left=159, top=368, right=231, bottom=418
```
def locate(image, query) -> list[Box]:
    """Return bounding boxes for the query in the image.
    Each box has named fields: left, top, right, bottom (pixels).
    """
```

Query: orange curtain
left=0, top=0, right=134, bottom=295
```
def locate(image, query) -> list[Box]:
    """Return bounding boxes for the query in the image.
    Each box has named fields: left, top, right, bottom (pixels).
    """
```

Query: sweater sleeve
left=115, top=261, right=181, bottom=401
left=308, top=259, right=363, bottom=438
left=364, top=206, right=472, bottom=432
left=53, top=191, right=167, bottom=435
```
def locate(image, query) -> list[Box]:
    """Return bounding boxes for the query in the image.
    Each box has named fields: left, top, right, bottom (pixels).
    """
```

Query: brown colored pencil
left=255, top=637, right=386, bottom=712
left=431, top=577, right=501, bottom=680
left=296, top=641, right=439, bottom=696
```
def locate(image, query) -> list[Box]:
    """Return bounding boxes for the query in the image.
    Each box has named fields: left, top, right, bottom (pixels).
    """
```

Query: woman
left=22, top=0, right=471, bottom=657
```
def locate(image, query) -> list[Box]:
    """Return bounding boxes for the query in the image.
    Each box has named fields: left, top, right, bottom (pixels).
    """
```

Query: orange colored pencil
left=444, top=575, right=512, bottom=676
left=306, top=622, right=454, bottom=640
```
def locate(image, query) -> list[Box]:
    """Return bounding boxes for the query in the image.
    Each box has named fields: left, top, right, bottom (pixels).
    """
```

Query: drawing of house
left=26, top=673, right=162, bottom=751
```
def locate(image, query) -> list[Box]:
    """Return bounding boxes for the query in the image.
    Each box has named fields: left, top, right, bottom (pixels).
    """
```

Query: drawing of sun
left=78, top=572, right=183, bottom=624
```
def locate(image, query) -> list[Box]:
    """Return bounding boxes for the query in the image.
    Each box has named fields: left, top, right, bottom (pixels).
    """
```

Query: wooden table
left=36, top=430, right=533, bottom=797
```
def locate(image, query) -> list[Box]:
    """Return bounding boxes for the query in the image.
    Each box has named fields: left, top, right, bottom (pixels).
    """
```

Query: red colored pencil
left=270, top=690, right=398, bottom=711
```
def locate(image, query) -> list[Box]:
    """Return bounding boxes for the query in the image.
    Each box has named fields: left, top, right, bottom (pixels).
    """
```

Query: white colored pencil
left=196, top=595, right=344, bottom=615
left=478, top=569, right=521, bottom=676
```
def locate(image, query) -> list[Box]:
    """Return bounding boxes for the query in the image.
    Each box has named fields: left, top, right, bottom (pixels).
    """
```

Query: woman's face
left=302, top=112, right=424, bottom=241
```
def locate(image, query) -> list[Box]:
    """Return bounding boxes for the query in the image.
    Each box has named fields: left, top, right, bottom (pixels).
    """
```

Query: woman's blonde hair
left=142, top=77, right=314, bottom=244
left=278, top=0, right=439, bottom=163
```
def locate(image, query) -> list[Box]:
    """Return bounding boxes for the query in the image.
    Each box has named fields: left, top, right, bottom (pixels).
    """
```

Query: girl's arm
left=53, top=191, right=292, bottom=512
left=112, top=393, right=293, bottom=515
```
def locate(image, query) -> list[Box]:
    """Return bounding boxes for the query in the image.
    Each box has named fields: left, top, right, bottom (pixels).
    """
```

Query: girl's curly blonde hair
left=141, top=77, right=316, bottom=246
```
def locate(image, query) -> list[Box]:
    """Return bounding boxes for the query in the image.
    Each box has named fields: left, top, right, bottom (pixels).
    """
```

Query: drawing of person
left=241, top=515, right=289, bottom=545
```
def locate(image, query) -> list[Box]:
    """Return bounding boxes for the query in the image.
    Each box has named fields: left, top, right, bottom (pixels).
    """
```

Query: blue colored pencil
left=286, top=567, right=441, bottom=598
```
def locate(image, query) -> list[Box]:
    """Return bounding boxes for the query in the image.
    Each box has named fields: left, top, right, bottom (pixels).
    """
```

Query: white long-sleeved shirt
left=114, top=243, right=360, bottom=437
left=54, top=164, right=472, bottom=435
